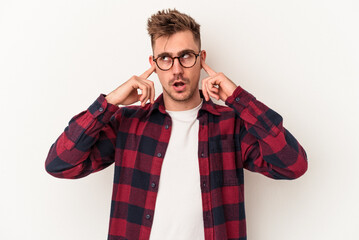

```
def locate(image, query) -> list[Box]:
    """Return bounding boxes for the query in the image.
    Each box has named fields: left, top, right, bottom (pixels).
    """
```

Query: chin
left=167, top=90, right=195, bottom=102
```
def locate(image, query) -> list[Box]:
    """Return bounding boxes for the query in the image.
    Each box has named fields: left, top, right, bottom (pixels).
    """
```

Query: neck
left=163, top=89, right=202, bottom=111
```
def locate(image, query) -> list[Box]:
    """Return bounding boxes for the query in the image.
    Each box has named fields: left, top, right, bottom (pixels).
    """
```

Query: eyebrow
left=156, top=49, right=197, bottom=58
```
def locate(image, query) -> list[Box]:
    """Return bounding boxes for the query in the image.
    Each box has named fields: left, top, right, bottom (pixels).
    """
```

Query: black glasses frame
left=153, top=52, right=201, bottom=71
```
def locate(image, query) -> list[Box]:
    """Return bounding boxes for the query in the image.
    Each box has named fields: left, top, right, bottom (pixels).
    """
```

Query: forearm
left=226, top=86, right=308, bottom=179
left=45, top=94, right=119, bottom=179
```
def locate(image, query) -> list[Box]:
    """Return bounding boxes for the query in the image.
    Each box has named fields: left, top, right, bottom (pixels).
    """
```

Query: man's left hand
left=201, top=61, right=237, bottom=102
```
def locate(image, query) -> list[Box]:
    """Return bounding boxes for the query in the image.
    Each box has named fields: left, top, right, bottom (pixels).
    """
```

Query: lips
left=172, top=81, right=186, bottom=92
left=174, top=81, right=185, bottom=87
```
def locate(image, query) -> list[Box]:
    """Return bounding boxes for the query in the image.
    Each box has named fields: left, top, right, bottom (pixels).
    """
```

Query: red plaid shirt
left=45, top=86, right=307, bottom=240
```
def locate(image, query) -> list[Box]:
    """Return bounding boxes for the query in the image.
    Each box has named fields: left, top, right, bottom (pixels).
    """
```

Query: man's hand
left=201, top=61, right=237, bottom=102
left=105, top=65, right=156, bottom=107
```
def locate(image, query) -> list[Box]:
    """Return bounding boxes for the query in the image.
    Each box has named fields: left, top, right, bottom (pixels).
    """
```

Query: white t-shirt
left=149, top=100, right=205, bottom=240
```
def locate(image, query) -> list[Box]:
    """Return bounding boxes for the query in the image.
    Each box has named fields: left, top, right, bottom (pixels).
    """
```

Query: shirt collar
left=148, top=90, right=220, bottom=116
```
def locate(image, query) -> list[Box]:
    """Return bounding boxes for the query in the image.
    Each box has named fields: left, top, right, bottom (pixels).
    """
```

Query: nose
left=172, top=58, right=184, bottom=75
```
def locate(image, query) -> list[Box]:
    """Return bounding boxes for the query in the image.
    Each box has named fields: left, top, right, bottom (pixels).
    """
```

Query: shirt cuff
left=88, top=94, right=119, bottom=123
left=225, top=85, right=256, bottom=109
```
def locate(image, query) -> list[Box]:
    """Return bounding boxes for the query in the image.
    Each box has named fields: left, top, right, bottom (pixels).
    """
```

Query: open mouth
left=174, top=82, right=185, bottom=87
left=173, top=81, right=186, bottom=92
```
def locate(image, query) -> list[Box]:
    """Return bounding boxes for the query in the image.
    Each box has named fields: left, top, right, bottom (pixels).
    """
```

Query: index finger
left=140, top=64, right=156, bottom=79
left=201, top=61, right=216, bottom=76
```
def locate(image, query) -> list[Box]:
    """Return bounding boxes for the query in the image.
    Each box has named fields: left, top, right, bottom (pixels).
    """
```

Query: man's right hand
left=105, top=65, right=156, bottom=107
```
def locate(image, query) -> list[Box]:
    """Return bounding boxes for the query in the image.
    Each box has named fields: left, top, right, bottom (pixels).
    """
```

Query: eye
left=181, top=53, right=191, bottom=59
left=159, top=56, right=171, bottom=61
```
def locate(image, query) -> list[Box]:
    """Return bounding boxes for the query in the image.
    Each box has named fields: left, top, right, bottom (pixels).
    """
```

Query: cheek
left=188, top=67, right=201, bottom=82
left=157, top=71, right=169, bottom=85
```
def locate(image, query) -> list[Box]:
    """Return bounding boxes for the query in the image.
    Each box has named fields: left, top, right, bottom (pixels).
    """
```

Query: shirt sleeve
left=225, top=86, right=308, bottom=179
left=45, top=94, right=120, bottom=179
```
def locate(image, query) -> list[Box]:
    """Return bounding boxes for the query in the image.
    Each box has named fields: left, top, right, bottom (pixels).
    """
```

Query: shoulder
left=213, top=103, right=233, bottom=113
left=117, top=104, right=150, bottom=118
left=202, top=101, right=237, bottom=123
left=110, top=104, right=153, bottom=128
left=209, top=101, right=236, bottom=116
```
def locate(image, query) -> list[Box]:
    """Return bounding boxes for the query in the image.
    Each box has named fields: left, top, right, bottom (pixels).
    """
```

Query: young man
left=45, top=9, right=308, bottom=240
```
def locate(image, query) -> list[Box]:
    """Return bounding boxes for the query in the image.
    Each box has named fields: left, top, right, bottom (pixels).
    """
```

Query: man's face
left=150, top=30, right=205, bottom=104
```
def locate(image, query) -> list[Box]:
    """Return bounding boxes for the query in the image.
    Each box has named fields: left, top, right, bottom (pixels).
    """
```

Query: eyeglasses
left=153, top=51, right=201, bottom=71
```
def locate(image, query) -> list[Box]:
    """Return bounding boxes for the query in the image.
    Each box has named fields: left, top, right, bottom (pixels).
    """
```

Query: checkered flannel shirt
left=45, top=86, right=308, bottom=240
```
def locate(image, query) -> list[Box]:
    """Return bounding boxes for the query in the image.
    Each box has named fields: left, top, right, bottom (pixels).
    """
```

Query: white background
left=1, top=0, right=358, bottom=239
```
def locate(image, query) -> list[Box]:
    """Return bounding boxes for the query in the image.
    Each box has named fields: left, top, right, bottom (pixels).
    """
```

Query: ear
left=200, top=50, right=207, bottom=67
left=149, top=55, right=157, bottom=73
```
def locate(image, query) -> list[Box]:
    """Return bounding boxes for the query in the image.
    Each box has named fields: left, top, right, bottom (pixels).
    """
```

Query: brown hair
left=147, top=9, right=201, bottom=49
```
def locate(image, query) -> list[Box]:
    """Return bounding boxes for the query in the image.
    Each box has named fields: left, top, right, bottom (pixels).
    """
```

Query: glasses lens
left=180, top=53, right=196, bottom=68
left=155, top=52, right=199, bottom=70
left=156, top=56, right=172, bottom=70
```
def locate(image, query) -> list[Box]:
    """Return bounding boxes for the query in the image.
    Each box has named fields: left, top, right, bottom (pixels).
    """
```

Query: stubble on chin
left=162, top=72, right=201, bottom=103
left=163, top=84, right=197, bottom=103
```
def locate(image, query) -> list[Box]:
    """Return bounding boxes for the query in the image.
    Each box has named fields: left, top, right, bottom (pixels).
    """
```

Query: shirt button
left=165, top=125, right=169, bottom=129
left=151, top=182, right=156, bottom=188
left=146, top=214, right=151, bottom=220
left=201, top=152, right=204, bottom=157
left=99, top=107, right=104, bottom=112
left=203, top=182, right=206, bottom=187
left=157, top=153, right=162, bottom=158
left=235, top=97, right=240, bottom=102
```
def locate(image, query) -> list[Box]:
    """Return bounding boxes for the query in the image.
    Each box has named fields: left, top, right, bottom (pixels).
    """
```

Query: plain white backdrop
left=1, top=0, right=358, bottom=239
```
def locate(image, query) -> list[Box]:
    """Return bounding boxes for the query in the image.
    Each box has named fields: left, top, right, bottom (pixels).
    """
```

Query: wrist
left=228, top=82, right=237, bottom=97
left=223, top=81, right=238, bottom=101
left=105, top=93, right=118, bottom=105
